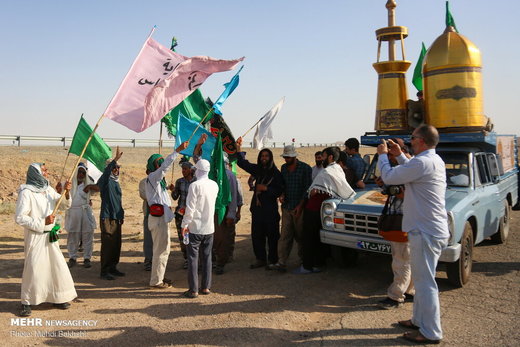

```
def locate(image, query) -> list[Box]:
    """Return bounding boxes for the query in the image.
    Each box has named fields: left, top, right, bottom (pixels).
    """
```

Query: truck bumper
left=439, top=243, right=461, bottom=262
left=321, top=229, right=462, bottom=261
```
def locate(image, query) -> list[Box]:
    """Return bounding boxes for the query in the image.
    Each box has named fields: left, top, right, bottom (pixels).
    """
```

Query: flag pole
left=58, top=153, right=71, bottom=184
left=159, top=121, right=163, bottom=154
left=52, top=115, right=107, bottom=216
left=241, top=117, right=264, bottom=138
left=187, top=108, right=214, bottom=143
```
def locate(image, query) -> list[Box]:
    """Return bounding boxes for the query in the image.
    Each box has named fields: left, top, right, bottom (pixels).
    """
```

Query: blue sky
left=1, top=0, right=519, bottom=144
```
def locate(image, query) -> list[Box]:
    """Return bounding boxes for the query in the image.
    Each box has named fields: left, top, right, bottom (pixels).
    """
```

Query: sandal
left=398, top=319, right=420, bottom=330
left=199, top=289, right=211, bottom=295
left=402, top=331, right=440, bottom=344
left=182, top=290, right=198, bottom=299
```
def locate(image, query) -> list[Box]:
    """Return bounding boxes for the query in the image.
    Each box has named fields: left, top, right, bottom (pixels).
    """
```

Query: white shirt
left=378, top=149, right=449, bottom=239
left=145, top=151, right=178, bottom=223
left=312, top=165, right=323, bottom=180
left=181, top=176, right=219, bottom=235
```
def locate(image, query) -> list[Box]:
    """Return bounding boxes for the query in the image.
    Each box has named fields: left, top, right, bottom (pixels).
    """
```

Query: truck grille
left=336, top=213, right=380, bottom=235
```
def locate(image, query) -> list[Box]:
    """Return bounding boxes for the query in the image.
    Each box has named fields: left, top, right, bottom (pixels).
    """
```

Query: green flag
left=209, top=133, right=231, bottom=224
left=445, top=1, right=458, bottom=32
left=69, top=116, right=112, bottom=172
left=161, top=88, right=211, bottom=137
left=412, top=42, right=427, bottom=92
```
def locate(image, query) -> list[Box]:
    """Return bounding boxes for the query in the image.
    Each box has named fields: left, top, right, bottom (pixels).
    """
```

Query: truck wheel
left=331, top=246, right=358, bottom=268
left=446, top=221, right=474, bottom=287
left=491, top=200, right=511, bottom=244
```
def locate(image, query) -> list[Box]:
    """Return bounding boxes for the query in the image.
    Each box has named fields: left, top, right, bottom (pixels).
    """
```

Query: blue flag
left=175, top=113, right=217, bottom=161
left=212, top=65, right=244, bottom=115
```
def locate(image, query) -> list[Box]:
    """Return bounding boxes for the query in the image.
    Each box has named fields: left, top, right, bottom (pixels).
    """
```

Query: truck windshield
left=438, top=152, right=470, bottom=187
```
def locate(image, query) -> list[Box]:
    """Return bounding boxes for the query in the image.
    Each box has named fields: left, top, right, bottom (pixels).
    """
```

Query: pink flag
left=104, top=37, right=188, bottom=133
left=144, top=56, right=244, bottom=130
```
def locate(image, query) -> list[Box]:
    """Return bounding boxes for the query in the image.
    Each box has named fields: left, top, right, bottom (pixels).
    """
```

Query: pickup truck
left=320, top=131, right=519, bottom=287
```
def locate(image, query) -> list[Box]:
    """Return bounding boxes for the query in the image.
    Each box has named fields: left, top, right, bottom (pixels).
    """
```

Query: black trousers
left=100, top=218, right=122, bottom=275
left=251, top=213, right=280, bottom=264
left=301, top=209, right=328, bottom=270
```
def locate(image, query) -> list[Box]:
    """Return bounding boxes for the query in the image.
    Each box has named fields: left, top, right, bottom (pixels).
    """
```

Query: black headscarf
left=25, top=163, right=49, bottom=192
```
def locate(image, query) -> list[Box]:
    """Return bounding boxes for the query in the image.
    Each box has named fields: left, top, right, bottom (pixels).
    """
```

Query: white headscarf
left=71, top=163, right=94, bottom=200
left=308, top=162, right=355, bottom=200
left=195, top=159, right=210, bottom=180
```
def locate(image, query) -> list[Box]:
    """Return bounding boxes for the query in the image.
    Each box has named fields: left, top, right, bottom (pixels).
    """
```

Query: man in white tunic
left=181, top=159, right=219, bottom=298
left=65, top=163, right=99, bottom=268
left=145, top=140, right=188, bottom=289
left=15, top=163, right=76, bottom=317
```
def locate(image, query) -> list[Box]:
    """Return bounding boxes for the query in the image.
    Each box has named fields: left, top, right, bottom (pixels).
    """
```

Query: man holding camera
left=375, top=138, right=414, bottom=310
left=377, top=125, right=449, bottom=344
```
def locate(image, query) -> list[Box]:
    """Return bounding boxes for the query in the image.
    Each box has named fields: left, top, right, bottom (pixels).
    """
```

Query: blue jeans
left=408, top=230, right=448, bottom=340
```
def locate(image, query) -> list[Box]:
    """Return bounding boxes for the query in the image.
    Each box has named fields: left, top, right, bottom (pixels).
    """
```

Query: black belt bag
left=149, top=204, right=164, bottom=217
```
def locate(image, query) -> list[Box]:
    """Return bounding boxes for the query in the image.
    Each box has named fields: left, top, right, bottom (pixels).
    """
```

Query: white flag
left=86, top=160, right=103, bottom=183
left=253, top=97, right=285, bottom=150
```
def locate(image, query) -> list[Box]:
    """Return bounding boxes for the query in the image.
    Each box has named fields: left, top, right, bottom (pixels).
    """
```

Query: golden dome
left=424, top=28, right=481, bottom=71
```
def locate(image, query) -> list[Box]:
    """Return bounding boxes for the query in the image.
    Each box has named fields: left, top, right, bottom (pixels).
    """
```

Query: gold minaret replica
left=373, top=0, right=411, bottom=132
left=423, top=22, right=486, bottom=130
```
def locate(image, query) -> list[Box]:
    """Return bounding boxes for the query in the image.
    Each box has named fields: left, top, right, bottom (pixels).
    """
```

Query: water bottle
left=183, top=232, right=189, bottom=245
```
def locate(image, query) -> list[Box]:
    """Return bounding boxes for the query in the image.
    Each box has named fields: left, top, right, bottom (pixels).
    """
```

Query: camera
left=382, top=185, right=404, bottom=196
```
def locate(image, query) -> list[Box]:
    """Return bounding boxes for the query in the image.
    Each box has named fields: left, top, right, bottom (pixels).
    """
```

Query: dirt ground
left=0, top=145, right=519, bottom=346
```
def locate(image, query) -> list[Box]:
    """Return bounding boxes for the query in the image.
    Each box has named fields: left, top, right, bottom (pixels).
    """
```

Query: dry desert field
left=0, top=145, right=518, bottom=346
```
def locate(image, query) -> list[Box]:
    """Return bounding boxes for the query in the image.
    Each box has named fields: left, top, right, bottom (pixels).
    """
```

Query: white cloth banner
left=253, top=97, right=285, bottom=150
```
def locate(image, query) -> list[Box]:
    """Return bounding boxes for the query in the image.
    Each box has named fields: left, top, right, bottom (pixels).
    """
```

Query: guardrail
left=0, top=135, right=336, bottom=148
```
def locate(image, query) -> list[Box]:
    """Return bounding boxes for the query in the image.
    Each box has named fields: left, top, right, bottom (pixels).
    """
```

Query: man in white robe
left=65, top=162, right=99, bottom=268
left=15, top=163, right=76, bottom=317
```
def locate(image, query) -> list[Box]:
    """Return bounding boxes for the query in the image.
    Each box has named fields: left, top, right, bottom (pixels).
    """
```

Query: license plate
left=356, top=240, right=391, bottom=254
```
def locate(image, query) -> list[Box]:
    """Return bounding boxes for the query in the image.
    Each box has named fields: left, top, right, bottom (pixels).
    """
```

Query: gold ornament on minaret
left=423, top=25, right=486, bottom=131
left=373, top=0, right=411, bottom=132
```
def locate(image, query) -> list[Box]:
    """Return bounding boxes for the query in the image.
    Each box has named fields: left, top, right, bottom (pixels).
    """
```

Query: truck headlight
left=447, top=211, right=455, bottom=244
left=323, top=216, right=333, bottom=228
left=322, top=202, right=336, bottom=216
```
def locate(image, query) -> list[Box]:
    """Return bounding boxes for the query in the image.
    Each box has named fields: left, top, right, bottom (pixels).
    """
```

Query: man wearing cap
left=181, top=159, right=219, bottom=298
left=170, top=161, right=196, bottom=269
left=273, top=145, right=312, bottom=272
left=145, top=141, right=188, bottom=289
left=65, top=162, right=99, bottom=269
left=98, top=146, right=124, bottom=280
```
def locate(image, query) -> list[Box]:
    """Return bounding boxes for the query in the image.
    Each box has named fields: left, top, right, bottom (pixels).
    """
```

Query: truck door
left=474, top=153, right=501, bottom=241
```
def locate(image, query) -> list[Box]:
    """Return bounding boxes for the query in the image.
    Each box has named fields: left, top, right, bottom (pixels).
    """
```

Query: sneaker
left=83, top=259, right=92, bottom=268
left=215, top=265, right=224, bottom=275
left=377, top=297, right=403, bottom=310
left=183, top=259, right=188, bottom=270
left=110, top=269, right=125, bottom=277
left=20, top=304, right=31, bottom=317
left=100, top=273, right=116, bottom=280
left=266, top=263, right=278, bottom=271
left=292, top=265, right=313, bottom=275
left=276, top=264, right=287, bottom=273
left=404, top=293, right=414, bottom=302
left=68, top=258, right=77, bottom=268
left=250, top=260, right=267, bottom=269
left=150, top=282, right=171, bottom=289
left=53, top=302, right=71, bottom=310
